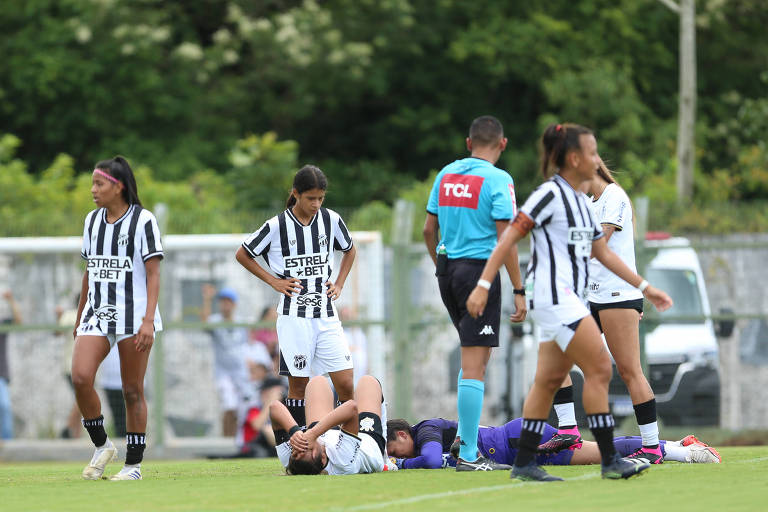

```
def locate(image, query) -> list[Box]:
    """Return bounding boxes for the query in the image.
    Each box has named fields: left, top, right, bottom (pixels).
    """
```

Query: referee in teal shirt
left=423, top=115, right=527, bottom=471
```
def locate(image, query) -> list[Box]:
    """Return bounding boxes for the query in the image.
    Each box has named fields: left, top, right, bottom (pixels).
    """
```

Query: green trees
left=0, top=0, right=766, bottom=235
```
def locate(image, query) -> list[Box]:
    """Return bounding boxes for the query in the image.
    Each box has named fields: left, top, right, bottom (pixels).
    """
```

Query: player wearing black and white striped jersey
left=72, top=156, right=162, bottom=482
left=467, top=123, right=673, bottom=482
left=236, top=165, right=356, bottom=428
left=78, top=205, right=163, bottom=337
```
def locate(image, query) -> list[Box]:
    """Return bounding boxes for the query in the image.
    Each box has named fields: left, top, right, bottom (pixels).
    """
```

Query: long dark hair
left=286, top=165, right=327, bottom=208
left=539, top=123, right=593, bottom=179
left=94, top=156, right=142, bottom=206
left=287, top=452, right=325, bottom=475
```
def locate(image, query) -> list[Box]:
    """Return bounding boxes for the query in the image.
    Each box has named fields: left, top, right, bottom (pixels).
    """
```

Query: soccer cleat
left=679, top=435, right=721, bottom=463
left=538, top=428, right=583, bottom=454
left=510, top=462, right=564, bottom=482
left=601, top=453, right=650, bottom=479
left=82, top=440, right=118, bottom=480
left=456, top=456, right=512, bottom=471
left=450, top=437, right=460, bottom=459
left=110, top=465, right=142, bottom=480
left=626, top=445, right=664, bottom=465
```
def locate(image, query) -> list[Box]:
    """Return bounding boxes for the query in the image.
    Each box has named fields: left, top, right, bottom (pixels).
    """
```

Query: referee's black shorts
left=589, top=298, right=644, bottom=333
left=437, top=258, right=501, bottom=347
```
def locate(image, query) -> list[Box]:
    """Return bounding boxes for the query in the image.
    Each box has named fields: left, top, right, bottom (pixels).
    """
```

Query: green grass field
left=1, top=447, right=766, bottom=512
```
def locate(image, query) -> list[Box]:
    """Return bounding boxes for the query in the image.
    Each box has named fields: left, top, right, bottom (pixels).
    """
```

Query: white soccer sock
left=662, top=441, right=688, bottom=462
left=638, top=421, right=660, bottom=446
left=554, top=403, right=577, bottom=428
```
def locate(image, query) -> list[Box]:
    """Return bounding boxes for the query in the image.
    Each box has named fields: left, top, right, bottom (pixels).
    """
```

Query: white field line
left=332, top=472, right=601, bottom=512
left=330, top=456, right=768, bottom=512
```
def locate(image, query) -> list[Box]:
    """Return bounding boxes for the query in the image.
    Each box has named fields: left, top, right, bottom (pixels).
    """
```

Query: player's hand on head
left=510, top=294, right=527, bottom=323
left=325, top=280, right=342, bottom=300
left=272, top=277, right=303, bottom=297
left=466, top=287, right=488, bottom=318
left=645, top=286, right=673, bottom=312
left=289, top=429, right=309, bottom=453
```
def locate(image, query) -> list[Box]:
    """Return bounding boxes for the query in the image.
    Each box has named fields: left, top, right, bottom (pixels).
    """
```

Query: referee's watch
left=513, top=288, right=526, bottom=296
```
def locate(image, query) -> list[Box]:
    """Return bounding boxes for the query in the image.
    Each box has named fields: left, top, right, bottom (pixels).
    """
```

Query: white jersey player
left=236, top=165, right=356, bottom=429
left=270, top=375, right=391, bottom=475
left=585, top=160, right=665, bottom=464
left=72, top=156, right=162, bottom=482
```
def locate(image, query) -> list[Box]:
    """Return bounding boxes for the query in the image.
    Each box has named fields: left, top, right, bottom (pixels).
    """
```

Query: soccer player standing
left=467, top=123, right=673, bottom=481
left=585, top=159, right=663, bottom=463
left=236, top=165, right=356, bottom=427
left=72, top=156, right=163, bottom=481
left=423, top=116, right=527, bottom=471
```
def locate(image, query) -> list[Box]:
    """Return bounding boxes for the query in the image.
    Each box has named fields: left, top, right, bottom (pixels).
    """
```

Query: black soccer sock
left=553, top=385, right=576, bottom=429
left=633, top=399, right=659, bottom=448
left=587, top=413, right=617, bottom=465
left=82, top=415, right=107, bottom=447
left=285, top=398, right=306, bottom=427
left=514, top=419, right=547, bottom=468
left=125, top=432, right=146, bottom=465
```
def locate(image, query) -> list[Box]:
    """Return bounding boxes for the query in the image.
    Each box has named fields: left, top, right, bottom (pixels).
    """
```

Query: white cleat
left=82, top=440, right=118, bottom=480
left=110, top=465, right=142, bottom=480
left=687, top=443, right=721, bottom=463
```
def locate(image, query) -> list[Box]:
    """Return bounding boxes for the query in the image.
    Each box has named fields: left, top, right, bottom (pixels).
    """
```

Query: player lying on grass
left=269, top=374, right=392, bottom=475
left=386, top=417, right=720, bottom=469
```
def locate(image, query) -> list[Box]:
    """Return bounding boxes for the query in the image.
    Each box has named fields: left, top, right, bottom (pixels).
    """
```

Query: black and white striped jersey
left=79, top=205, right=164, bottom=334
left=520, top=174, right=604, bottom=309
left=242, top=207, right=353, bottom=318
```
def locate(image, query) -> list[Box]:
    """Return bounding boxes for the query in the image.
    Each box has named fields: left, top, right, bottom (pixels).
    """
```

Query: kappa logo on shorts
left=359, top=417, right=375, bottom=432
left=293, top=354, right=307, bottom=370
left=478, top=325, right=495, bottom=335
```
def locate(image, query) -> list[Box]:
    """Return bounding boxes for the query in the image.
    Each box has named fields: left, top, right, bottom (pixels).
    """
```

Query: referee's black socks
left=514, top=419, right=547, bottom=467
left=285, top=398, right=306, bottom=427
left=587, top=413, right=617, bottom=465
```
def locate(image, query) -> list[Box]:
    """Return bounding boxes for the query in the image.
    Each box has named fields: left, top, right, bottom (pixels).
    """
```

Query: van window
left=644, top=269, right=703, bottom=322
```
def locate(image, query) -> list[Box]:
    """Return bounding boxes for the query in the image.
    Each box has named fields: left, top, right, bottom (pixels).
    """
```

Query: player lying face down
left=386, top=417, right=720, bottom=469
left=269, top=375, right=391, bottom=475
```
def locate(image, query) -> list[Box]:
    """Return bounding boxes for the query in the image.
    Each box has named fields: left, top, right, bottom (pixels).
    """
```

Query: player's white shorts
left=277, top=315, right=352, bottom=377
left=529, top=293, right=591, bottom=352
left=76, top=323, right=135, bottom=349
left=359, top=432, right=386, bottom=473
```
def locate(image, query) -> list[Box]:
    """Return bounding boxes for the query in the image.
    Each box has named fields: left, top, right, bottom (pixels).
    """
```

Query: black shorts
left=589, top=298, right=644, bottom=333
left=358, top=412, right=386, bottom=453
left=437, top=258, right=501, bottom=347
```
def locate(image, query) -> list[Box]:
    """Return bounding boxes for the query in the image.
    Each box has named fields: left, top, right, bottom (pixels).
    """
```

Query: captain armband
left=511, top=212, right=535, bottom=236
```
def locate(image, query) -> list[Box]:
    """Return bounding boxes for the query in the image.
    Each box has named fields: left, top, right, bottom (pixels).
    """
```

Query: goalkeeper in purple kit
left=386, top=418, right=720, bottom=470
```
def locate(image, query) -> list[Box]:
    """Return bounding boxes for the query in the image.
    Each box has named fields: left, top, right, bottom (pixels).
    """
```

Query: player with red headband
left=72, top=156, right=163, bottom=481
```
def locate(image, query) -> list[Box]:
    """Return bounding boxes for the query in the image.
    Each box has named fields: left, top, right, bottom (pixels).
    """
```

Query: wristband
left=477, top=279, right=491, bottom=290
left=637, top=279, right=650, bottom=292
left=513, top=288, right=526, bottom=296
left=288, top=425, right=302, bottom=438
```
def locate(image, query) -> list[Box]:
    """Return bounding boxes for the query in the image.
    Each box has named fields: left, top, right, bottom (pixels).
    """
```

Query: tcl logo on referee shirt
left=438, top=174, right=484, bottom=209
